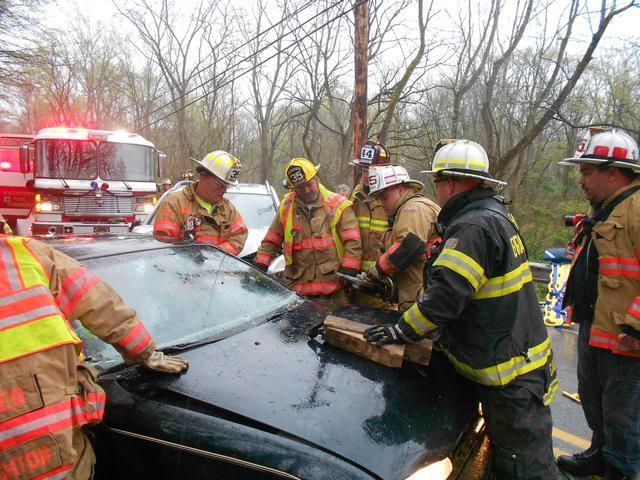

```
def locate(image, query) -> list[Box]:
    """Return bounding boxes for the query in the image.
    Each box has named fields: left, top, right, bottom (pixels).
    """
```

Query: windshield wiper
left=161, top=337, right=224, bottom=353
left=53, top=163, right=70, bottom=189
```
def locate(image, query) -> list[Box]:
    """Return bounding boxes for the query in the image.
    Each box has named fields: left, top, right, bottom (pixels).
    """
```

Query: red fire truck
left=18, top=127, right=165, bottom=235
left=0, top=133, right=36, bottom=232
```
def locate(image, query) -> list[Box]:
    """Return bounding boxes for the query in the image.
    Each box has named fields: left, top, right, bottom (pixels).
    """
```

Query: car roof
left=45, top=234, right=195, bottom=261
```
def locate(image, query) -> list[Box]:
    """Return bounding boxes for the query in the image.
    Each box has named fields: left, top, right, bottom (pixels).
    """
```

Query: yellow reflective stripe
left=322, top=185, right=351, bottom=262
left=279, top=193, right=295, bottom=266
left=434, top=249, right=487, bottom=291
left=361, top=259, right=374, bottom=269
left=434, top=158, right=487, bottom=170
left=357, top=217, right=387, bottom=232
left=474, top=262, right=533, bottom=299
left=442, top=337, right=552, bottom=386
left=544, top=376, right=559, bottom=406
left=402, top=303, right=438, bottom=336
left=6, top=238, right=48, bottom=288
left=0, top=314, right=79, bottom=364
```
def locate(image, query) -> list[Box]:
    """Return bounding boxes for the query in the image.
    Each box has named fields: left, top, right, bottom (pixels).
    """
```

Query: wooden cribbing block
left=323, top=315, right=432, bottom=367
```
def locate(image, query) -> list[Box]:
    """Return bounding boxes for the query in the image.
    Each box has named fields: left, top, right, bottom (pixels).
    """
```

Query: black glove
left=255, top=262, right=269, bottom=273
left=363, top=324, right=405, bottom=346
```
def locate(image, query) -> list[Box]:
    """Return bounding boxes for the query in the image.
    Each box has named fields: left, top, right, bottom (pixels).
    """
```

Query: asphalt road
left=548, top=325, right=602, bottom=480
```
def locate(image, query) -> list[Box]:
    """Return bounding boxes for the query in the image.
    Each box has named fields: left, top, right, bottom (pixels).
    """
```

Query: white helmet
left=368, top=165, right=424, bottom=195
left=192, top=150, right=242, bottom=185
left=558, top=128, right=640, bottom=171
left=422, top=139, right=506, bottom=186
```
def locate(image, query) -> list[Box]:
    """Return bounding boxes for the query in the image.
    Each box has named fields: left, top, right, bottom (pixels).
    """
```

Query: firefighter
left=362, top=164, right=440, bottom=312
left=364, top=140, right=559, bottom=480
left=153, top=151, right=248, bottom=256
left=256, top=158, right=361, bottom=304
left=162, top=177, right=173, bottom=192
left=181, top=169, right=196, bottom=181
left=348, top=141, right=394, bottom=308
left=0, top=235, right=188, bottom=480
left=556, top=129, right=640, bottom=480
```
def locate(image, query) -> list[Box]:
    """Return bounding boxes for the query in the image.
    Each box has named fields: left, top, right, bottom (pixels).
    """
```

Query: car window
left=74, top=245, right=300, bottom=370
left=225, top=192, right=277, bottom=230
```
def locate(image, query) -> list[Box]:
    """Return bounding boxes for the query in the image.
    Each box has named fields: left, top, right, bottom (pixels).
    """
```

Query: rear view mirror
left=156, top=151, right=167, bottom=177
left=19, top=144, right=30, bottom=173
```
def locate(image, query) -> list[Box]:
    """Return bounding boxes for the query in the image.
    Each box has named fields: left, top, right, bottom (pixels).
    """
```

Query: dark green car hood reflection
left=107, top=303, right=477, bottom=480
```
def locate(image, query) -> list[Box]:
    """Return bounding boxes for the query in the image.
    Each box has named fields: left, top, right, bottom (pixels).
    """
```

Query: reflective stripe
left=118, top=321, right=152, bottom=357
left=341, top=256, right=360, bottom=270
left=590, top=328, right=640, bottom=358
left=264, top=230, right=283, bottom=244
left=256, top=253, right=272, bottom=266
left=361, top=259, right=374, bottom=270
left=443, top=337, right=553, bottom=386
left=599, top=256, right=640, bottom=278
left=56, top=267, right=100, bottom=318
left=1, top=304, right=62, bottom=332
left=402, top=303, right=438, bottom=336
left=217, top=242, right=239, bottom=256
left=434, top=249, right=487, bottom=291
left=544, top=376, right=559, bottom=406
left=0, top=240, right=23, bottom=290
left=36, top=465, right=74, bottom=480
left=154, top=220, right=181, bottom=237
left=433, top=157, right=487, bottom=170
left=0, top=284, right=50, bottom=308
left=356, top=217, right=387, bottom=232
left=292, top=280, right=340, bottom=296
left=0, top=397, right=95, bottom=450
left=474, top=262, right=533, bottom=299
left=229, top=222, right=247, bottom=234
left=339, top=228, right=361, bottom=241
left=378, top=242, right=399, bottom=275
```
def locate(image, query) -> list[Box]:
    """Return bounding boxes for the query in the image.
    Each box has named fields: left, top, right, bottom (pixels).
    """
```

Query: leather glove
left=367, top=262, right=382, bottom=280
left=141, top=351, right=189, bottom=374
left=363, top=324, right=405, bottom=346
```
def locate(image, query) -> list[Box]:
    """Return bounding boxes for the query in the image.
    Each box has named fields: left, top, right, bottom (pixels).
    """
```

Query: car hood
left=108, top=303, right=477, bottom=479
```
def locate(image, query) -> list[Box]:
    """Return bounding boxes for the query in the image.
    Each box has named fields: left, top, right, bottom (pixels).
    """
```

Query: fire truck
left=0, top=133, right=36, bottom=232
left=18, top=127, right=165, bottom=235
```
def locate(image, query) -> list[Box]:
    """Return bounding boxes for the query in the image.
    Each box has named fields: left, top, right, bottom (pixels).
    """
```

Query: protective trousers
left=577, top=319, right=640, bottom=478
left=475, top=369, right=557, bottom=480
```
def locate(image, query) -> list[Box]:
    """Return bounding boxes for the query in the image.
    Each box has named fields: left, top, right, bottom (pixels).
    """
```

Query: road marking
left=554, top=447, right=569, bottom=457
left=553, top=427, right=590, bottom=449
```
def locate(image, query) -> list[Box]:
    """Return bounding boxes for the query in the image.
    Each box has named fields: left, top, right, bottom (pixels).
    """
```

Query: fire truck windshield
left=35, top=139, right=155, bottom=182
left=99, top=142, right=155, bottom=182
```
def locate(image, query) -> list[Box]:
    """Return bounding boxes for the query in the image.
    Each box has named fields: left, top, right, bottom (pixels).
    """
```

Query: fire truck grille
left=63, top=192, right=134, bottom=216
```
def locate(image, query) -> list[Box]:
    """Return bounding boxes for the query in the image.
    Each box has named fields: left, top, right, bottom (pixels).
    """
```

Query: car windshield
left=36, top=139, right=98, bottom=179
left=225, top=192, right=277, bottom=230
left=74, top=245, right=300, bottom=371
left=99, top=142, right=155, bottom=182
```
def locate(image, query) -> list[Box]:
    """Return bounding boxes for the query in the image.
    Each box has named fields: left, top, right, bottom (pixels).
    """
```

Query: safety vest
left=279, top=185, right=352, bottom=266
left=0, top=237, right=81, bottom=364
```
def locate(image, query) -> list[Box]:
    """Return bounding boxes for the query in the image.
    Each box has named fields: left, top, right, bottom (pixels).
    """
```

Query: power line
left=128, top=0, right=319, bottom=126
left=140, top=0, right=357, bottom=129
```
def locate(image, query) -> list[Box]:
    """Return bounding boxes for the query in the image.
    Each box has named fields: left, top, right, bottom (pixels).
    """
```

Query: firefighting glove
left=366, top=261, right=382, bottom=280
left=141, top=351, right=189, bottom=374
left=363, top=324, right=405, bottom=346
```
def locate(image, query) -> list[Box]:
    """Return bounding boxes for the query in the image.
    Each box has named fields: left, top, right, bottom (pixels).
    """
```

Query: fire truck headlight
left=35, top=196, right=62, bottom=213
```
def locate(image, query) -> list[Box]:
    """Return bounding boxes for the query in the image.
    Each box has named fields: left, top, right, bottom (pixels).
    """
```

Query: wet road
left=548, top=325, right=599, bottom=480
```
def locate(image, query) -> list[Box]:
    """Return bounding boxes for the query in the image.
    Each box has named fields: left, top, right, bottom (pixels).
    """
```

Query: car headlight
left=404, top=458, right=453, bottom=480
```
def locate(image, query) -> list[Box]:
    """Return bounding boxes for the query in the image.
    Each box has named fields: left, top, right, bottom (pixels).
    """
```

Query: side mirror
left=19, top=144, right=30, bottom=173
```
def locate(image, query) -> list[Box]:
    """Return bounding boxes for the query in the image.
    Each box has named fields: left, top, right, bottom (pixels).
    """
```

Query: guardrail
left=530, top=262, right=551, bottom=283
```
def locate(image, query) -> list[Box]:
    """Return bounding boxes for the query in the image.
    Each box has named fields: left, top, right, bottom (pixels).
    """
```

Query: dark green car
left=57, top=236, right=489, bottom=480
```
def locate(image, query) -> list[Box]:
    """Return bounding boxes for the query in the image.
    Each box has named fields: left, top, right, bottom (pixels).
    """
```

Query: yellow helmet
left=192, top=150, right=242, bottom=185
left=284, top=157, right=320, bottom=189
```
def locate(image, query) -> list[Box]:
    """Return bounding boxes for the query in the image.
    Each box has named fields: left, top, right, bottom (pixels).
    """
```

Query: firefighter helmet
left=284, top=157, right=320, bottom=189
left=181, top=169, right=196, bottom=181
left=350, top=141, right=392, bottom=167
left=162, top=178, right=172, bottom=185
left=422, top=139, right=507, bottom=186
left=368, top=165, right=423, bottom=196
left=192, top=150, right=242, bottom=185
left=558, top=128, right=640, bottom=171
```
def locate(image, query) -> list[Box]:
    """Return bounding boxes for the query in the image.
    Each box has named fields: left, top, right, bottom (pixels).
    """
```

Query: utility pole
left=353, top=0, right=368, bottom=164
